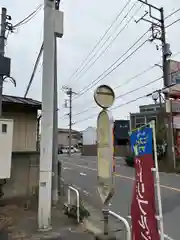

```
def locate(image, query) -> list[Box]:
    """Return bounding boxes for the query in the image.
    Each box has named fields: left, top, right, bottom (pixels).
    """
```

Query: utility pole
left=137, top=0, right=175, bottom=169
left=63, top=87, right=76, bottom=157
left=0, top=8, right=13, bottom=116
left=0, top=8, right=7, bottom=116
left=68, top=88, right=72, bottom=157
left=0, top=8, right=6, bottom=116
left=38, top=0, right=63, bottom=230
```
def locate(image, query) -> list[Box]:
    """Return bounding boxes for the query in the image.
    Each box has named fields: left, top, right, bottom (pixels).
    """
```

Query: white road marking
left=80, top=172, right=87, bottom=176
left=83, top=190, right=89, bottom=195
left=63, top=167, right=72, bottom=170
left=163, top=234, right=175, bottom=240
left=64, top=161, right=96, bottom=171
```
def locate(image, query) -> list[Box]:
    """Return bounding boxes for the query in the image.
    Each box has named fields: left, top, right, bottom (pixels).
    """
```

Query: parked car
left=61, top=146, right=75, bottom=154
left=58, top=148, right=63, bottom=154
left=73, top=147, right=80, bottom=153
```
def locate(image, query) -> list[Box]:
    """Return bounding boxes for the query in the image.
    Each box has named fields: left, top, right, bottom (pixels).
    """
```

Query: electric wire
left=13, top=4, right=43, bottom=28
left=166, top=18, right=180, bottom=28
left=72, top=93, right=148, bottom=125
left=66, top=0, right=133, bottom=83
left=71, top=68, right=180, bottom=125
left=61, top=50, right=180, bottom=121
left=165, top=7, right=180, bottom=20
left=72, top=76, right=162, bottom=123
left=73, top=33, right=149, bottom=99
left=69, top=2, right=139, bottom=84
left=71, top=10, right=180, bottom=100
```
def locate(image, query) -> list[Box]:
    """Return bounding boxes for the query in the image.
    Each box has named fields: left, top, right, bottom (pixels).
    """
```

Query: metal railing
left=68, top=186, right=80, bottom=223
left=108, top=210, right=131, bottom=240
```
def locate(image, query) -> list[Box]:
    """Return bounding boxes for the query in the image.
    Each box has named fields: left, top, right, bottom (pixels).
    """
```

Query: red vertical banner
left=130, top=127, right=160, bottom=240
left=112, top=126, right=115, bottom=173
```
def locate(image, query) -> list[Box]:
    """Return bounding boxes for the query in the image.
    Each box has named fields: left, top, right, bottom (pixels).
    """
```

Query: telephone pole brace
left=137, top=0, right=175, bottom=169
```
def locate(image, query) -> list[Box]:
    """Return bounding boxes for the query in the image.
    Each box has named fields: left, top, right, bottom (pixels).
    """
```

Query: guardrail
left=108, top=210, right=131, bottom=240
left=102, top=209, right=131, bottom=240
left=68, top=186, right=80, bottom=223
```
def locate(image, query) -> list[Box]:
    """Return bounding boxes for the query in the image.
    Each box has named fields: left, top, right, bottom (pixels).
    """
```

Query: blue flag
left=130, top=127, right=153, bottom=157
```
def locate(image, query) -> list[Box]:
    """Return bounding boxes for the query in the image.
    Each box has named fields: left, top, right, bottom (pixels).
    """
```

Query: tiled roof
left=2, top=95, right=41, bottom=108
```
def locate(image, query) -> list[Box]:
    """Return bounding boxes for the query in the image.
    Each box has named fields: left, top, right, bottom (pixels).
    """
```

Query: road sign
left=94, top=85, right=115, bottom=205
left=94, top=85, right=115, bottom=109
left=97, top=110, right=114, bottom=204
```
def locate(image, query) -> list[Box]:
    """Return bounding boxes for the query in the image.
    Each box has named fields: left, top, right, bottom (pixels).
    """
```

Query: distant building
left=130, top=103, right=164, bottom=130
left=114, top=120, right=129, bottom=144
left=114, top=120, right=130, bottom=157
left=82, top=127, right=96, bottom=145
left=82, top=127, right=97, bottom=156
left=57, top=128, right=82, bottom=148
left=81, top=122, right=131, bottom=157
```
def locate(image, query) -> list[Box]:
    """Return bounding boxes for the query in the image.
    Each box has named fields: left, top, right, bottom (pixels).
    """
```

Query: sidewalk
left=0, top=196, right=94, bottom=240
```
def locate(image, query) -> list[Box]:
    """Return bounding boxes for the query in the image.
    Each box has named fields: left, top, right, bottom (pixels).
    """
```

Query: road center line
left=64, top=162, right=180, bottom=192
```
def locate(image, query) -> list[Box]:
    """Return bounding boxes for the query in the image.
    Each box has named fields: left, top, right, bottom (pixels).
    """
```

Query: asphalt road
left=60, top=155, right=180, bottom=240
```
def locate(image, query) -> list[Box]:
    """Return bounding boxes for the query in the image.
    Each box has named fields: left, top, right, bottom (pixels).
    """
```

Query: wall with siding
left=3, top=110, right=37, bottom=152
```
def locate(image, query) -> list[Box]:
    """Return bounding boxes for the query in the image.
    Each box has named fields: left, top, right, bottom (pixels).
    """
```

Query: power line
left=72, top=10, right=180, bottom=101
left=67, top=49, right=180, bottom=120
left=67, top=5, right=179, bottom=86
left=115, top=75, right=162, bottom=100
left=66, top=0, right=133, bottom=83
left=165, top=7, right=180, bottom=20
left=13, top=4, right=43, bottom=28
left=72, top=92, right=149, bottom=125
left=71, top=75, right=161, bottom=121
left=69, top=1, right=140, bottom=84
left=74, top=32, right=149, bottom=99
left=71, top=66, right=180, bottom=124
left=166, top=18, right=180, bottom=28
left=114, top=65, right=156, bottom=90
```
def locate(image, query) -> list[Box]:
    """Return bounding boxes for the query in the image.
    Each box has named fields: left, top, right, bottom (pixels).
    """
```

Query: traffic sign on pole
left=94, top=85, right=115, bottom=205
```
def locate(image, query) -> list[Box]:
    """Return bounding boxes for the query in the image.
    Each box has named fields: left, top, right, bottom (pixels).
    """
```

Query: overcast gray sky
left=2, top=0, right=180, bottom=130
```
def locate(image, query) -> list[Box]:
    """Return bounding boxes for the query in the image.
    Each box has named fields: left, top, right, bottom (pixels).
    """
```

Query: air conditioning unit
left=0, top=119, right=13, bottom=179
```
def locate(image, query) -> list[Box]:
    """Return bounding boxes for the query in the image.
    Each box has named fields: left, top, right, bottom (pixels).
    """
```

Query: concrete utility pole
left=68, top=88, right=72, bottom=157
left=137, top=0, right=175, bottom=169
left=38, top=0, right=63, bottom=230
left=0, top=8, right=7, bottom=116
left=38, top=0, right=55, bottom=230
left=63, top=87, right=76, bottom=157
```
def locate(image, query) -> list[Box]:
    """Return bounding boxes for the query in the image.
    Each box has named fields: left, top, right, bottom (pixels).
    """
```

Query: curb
left=83, top=219, right=102, bottom=235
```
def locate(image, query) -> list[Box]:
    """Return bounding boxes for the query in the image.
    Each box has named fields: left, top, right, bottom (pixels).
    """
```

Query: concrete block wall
left=3, top=153, right=39, bottom=199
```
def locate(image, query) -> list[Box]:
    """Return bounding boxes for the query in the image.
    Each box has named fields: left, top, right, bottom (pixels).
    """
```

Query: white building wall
left=82, top=127, right=97, bottom=145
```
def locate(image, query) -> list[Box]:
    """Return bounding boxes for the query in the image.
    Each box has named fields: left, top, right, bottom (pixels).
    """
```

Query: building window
left=135, top=117, right=146, bottom=124
left=2, top=124, right=7, bottom=133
